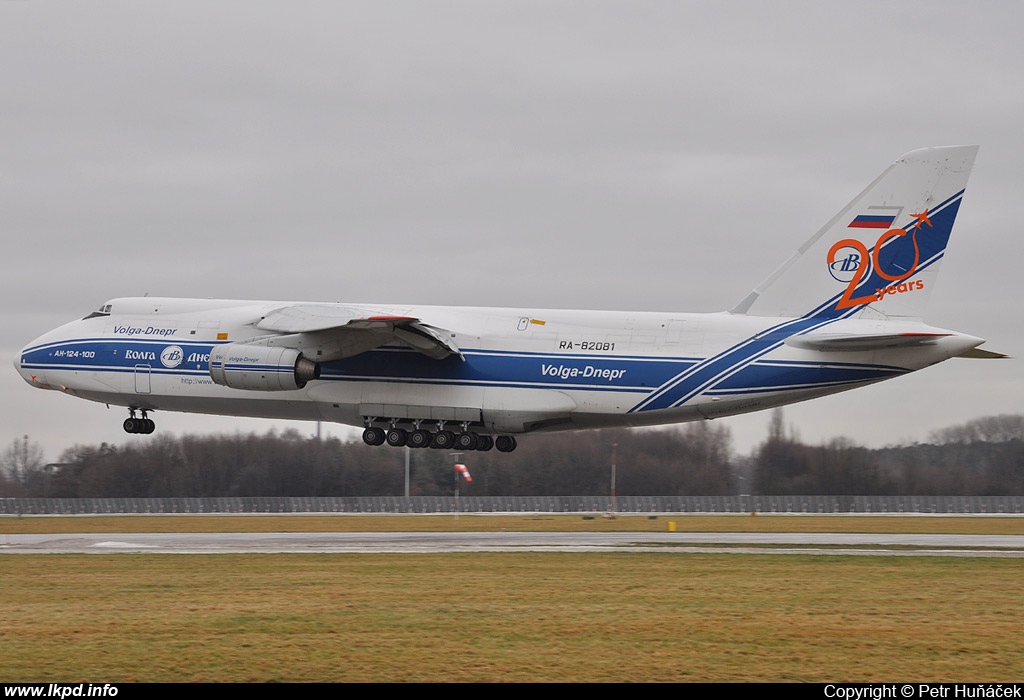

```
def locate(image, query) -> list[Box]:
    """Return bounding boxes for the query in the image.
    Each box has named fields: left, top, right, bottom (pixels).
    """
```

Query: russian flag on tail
left=848, top=206, right=903, bottom=229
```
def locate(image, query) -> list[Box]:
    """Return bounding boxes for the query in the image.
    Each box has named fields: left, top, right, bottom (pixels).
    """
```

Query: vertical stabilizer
left=731, top=146, right=978, bottom=320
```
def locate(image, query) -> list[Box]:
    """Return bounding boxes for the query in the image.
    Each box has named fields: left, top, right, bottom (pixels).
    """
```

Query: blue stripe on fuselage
left=708, top=359, right=906, bottom=394
left=20, top=338, right=218, bottom=376
left=318, top=348, right=693, bottom=392
left=20, top=336, right=912, bottom=401
left=629, top=316, right=834, bottom=412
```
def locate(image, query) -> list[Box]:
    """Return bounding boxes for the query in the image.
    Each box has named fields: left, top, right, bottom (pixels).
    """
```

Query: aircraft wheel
left=362, top=427, right=386, bottom=446
left=386, top=428, right=408, bottom=447
left=431, top=430, right=455, bottom=449
left=408, top=429, right=432, bottom=449
left=475, top=435, right=494, bottom=452
left=495, top=435, right=518, bottom=452
left=455, top=432, right=479, bottom=450
left=142, top=418, right=155, bottom=434
left=123, top=418, right=138, bottom=434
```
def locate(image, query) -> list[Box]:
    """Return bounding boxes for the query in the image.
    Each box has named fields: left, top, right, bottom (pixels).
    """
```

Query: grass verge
left=2, top=552, right=1022, bottom=682
left=3, top=513, right=1024, bottom=535
left=4, top=515, right=1022, bottom=681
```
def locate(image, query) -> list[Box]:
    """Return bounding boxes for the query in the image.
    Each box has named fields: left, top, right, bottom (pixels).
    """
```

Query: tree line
left=1, top=413, right=1022, bottom=498
left=749, top=412, right=1024, bottom=496
left=0, top=422, right=733, bottom=498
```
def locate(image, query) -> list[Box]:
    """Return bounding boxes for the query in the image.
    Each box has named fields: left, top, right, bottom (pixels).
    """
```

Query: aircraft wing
left=256, top=304, right=463, bottom=362
left=257, top=304, right=374, bottom=333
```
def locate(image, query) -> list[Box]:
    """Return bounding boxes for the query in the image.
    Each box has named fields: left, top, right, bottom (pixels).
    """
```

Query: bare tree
left=0, top=435, right=45, bottom=495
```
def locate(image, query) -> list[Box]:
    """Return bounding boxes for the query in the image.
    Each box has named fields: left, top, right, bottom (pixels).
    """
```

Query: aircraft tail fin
left=731, top=146, right=979, bottom=320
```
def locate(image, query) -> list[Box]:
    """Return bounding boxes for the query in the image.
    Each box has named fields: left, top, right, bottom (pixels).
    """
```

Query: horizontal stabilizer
left=786, top=332, right=950, bottom=352
left=956, top=347, right=1009, bottom=359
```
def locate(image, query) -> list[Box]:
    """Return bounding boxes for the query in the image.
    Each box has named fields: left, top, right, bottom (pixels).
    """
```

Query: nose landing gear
left=123, top=408, right=155, bottom=434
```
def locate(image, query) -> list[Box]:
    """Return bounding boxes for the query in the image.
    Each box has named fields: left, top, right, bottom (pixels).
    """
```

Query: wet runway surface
left=4, top=531, right=1024, bottom=556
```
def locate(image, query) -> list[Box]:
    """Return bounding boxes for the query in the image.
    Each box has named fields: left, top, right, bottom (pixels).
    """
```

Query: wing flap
left=393, top=322, right=462, bottom=360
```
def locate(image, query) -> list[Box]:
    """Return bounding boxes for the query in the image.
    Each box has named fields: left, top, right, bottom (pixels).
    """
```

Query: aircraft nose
left=14, top=341, right=38, bottom=386
left=14, top=337, right=54, bottom=390
left=13, top=345, right=31, bottom=384
left=17, top=319, right=90, bottom=391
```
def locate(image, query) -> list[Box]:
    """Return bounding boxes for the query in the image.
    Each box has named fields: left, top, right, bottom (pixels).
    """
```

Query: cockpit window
left=81, top=303, right=112, bottom=320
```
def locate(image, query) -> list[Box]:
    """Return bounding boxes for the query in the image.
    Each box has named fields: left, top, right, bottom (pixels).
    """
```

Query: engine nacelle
left=209, top=344, right=320, bottom=391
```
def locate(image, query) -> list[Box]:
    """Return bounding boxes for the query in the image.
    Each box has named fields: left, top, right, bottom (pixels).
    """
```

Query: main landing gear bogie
left=361, top=424, right=513, bottom=452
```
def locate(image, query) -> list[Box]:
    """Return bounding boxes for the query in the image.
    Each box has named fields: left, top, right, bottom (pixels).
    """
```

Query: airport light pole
left=450, top=452, right=464, bottom=519
left=610, top=442, right=617, bottom=518
left=404, top=446, right=410, bottom=498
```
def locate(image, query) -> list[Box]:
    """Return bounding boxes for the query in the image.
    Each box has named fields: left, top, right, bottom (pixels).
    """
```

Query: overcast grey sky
left=2, top=1, right=1021, bottom=461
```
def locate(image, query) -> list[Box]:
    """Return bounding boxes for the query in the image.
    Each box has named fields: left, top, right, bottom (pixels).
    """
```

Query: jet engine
left=209, top=344, right=320, bottom=391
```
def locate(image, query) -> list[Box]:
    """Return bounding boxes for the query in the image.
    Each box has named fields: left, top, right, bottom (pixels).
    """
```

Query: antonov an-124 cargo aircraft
left=16, top=146, right=1002, bottom=452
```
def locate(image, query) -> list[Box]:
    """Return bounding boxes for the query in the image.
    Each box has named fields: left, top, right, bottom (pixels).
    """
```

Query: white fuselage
left=15, top=297, right=981, bottom=436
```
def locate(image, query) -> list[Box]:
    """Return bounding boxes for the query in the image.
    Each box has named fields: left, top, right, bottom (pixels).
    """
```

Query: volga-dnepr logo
left=160, top=345, right=184, bottom=369
left=827, top=246, right=862, bottom=283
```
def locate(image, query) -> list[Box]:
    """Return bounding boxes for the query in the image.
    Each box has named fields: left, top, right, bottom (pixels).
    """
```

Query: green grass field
left=2, top=515, right=1023, bottom=682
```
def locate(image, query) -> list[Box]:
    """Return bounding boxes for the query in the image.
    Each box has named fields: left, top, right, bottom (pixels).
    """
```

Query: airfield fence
left=2, top=495, right=1024, bottom=515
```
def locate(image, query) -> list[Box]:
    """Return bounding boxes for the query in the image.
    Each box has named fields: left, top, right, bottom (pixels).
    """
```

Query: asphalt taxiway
left=3, top=531, right=1024, bottom=556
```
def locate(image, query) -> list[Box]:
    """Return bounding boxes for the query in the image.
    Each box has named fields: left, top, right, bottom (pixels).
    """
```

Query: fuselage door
left=134, top=364, right=151, bottom=394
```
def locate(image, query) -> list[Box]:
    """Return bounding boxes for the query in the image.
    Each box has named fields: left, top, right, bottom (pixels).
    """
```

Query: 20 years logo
left=827, top=210, right=931, bottom=311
